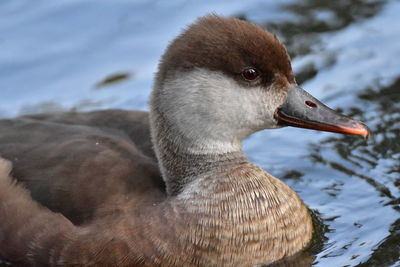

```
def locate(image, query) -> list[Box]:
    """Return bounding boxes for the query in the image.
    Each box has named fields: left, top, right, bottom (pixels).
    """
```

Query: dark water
left=1, top=0, right=399, bottom=266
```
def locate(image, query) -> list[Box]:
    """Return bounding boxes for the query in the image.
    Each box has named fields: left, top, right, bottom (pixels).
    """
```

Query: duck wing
left=0, top=110, right=165, bottom=225
left=24, top=109, right=156, bottom=159
left=0, top=157, right=157, bottom=266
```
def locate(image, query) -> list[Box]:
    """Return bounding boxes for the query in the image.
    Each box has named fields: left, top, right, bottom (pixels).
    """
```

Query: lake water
left=1, top=0, right=399, bottom=266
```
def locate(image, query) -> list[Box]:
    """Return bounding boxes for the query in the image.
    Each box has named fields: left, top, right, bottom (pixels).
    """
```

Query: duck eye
left=242, top=68, right=260, bottom=81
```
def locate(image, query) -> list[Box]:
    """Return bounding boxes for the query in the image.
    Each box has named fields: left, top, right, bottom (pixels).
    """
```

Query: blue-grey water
left=1, top=0, right=399, bottom=266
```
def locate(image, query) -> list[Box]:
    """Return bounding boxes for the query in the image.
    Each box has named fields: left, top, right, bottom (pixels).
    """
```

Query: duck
left=0, top=15, right=370, bottom=266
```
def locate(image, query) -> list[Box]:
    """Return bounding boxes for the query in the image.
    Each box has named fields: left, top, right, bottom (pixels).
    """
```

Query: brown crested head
left=151, top=15, right=370, bottom=153
left=156, top=15, right=295, bottom=88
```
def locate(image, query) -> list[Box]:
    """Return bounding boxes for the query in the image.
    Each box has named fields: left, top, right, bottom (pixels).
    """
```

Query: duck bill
left=274, top=85, right=371, bottom=139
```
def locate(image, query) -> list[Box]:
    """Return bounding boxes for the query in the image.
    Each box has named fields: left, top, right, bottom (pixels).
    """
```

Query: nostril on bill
left=305, top=101, right=317, bottom=108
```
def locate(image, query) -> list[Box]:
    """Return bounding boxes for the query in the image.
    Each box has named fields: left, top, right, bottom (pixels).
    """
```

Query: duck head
left=151, top=15, right=370, bottom=155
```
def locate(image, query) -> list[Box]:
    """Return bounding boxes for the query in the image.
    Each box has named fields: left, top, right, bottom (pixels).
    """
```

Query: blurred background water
left=0, top=0, right=399, bottom=266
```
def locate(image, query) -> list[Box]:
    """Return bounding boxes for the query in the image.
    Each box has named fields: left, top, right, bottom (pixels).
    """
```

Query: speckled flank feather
left=175, top=163, right=312, bottom=266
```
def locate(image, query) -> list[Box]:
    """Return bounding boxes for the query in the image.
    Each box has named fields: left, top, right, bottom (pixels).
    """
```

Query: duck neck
left=148, top=99, right=313, bottom=265
left=150, top=106, right=247, bottom=196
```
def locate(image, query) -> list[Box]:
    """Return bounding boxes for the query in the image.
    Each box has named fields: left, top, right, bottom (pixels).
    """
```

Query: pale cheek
left=159, top=68, right=285, bottom=137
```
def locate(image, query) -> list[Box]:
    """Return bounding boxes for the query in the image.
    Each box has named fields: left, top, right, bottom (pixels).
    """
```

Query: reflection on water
left=255, top=0, right=385, bottom=85
left=308, top=78, right=400, bottom=266
left=358, top=219, right=400, bottom=266
left=265, top=0, right=384, bottom=56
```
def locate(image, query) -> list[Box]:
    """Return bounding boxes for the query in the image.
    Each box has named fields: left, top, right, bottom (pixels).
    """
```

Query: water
left=0, top=0, right=399, bottom=266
